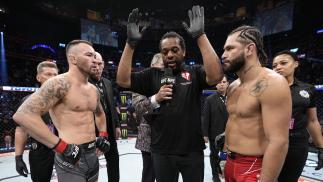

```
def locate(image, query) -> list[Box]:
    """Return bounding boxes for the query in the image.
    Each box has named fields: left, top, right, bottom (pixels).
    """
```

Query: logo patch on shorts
left=88, top=142, right=95, bottom=148
left=299, top=90, right=309, bottom=98
left=31, top=142, right=37, bottom=150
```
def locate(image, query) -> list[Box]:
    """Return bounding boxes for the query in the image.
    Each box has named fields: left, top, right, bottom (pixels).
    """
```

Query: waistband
left=227, top=150, right=263, bottom=160
left=78, top=140, right=96, bottom=152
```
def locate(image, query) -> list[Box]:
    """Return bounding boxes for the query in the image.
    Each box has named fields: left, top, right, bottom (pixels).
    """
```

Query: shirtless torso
left=221, top=25, right=292, bottom=181
left=226, top=68, right=272, bottom=155
left=48, top=73, right=99, bottom=144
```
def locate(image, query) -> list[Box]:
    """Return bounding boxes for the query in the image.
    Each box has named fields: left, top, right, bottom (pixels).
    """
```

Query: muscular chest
left=227, top=86, right=260, bottom=118
left=65, top=85, right=98, bottom=111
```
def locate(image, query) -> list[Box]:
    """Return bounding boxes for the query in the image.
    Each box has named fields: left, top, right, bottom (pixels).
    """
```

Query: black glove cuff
left=126, top=39, right=137, bottom=48
left=192, top=32, right=205, bottom=39
left=15, top=155, right=23, bottom=161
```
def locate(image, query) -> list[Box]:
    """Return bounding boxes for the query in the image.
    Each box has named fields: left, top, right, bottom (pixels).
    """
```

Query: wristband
left=53, top=139, right=67, bottom=153
left=99, top=131, right=109, bottom=137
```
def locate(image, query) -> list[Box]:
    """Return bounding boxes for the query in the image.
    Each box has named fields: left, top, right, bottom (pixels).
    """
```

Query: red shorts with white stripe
left=224, top=151, right=263, bottom=182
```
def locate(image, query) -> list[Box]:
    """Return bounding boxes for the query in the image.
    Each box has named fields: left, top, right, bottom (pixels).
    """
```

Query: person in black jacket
left=202, top=75, right=229, bottom=182
left=90, top=52, right=121, bottom=182
left=14, top=61, right=58, bottom=182
left=272, top=50, right=323, bottom=181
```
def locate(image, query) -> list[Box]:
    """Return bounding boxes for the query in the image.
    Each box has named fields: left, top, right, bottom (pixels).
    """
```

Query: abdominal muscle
left=225, top=116, right=267, bottom=156
left=50, top=109, right=96, bottom=145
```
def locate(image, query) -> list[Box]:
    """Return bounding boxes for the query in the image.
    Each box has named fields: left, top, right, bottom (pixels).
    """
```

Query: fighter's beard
left=224, top=54, right=245, bottom=74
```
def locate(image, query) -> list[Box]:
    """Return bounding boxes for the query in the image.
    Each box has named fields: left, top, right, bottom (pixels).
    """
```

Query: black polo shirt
left=289, top=79, right=316, bottom=142
left=131, top=64, right=209, bottom=154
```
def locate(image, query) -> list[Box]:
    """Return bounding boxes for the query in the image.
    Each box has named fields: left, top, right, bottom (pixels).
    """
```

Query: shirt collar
left=291, top=78, right=301, bottom=87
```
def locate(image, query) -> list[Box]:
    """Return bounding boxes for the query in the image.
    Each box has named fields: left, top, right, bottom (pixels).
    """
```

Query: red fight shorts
left=224, top=151, right=263, bottom=182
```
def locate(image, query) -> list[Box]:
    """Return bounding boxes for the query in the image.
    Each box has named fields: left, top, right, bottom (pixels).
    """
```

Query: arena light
left=290, top=48, right=298, bottom=52
left=189, top=61, right=196, bottom=65
left=316, top=28, right=323, bottom=34
left=297, top=53, right=306, bottom=59
left=315, top=85, right=323, bottom=91
left=59, top=43, right=66, bottom=48
left=31, top=43, right=56, bottom=54
left=0, top=31, right=8, bottom=85
left=0, top=7, right=6, bottom=14
left=1, top=86, right=39, bottom=92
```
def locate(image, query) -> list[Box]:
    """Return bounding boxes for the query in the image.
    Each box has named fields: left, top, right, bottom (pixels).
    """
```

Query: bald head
left=90, top=52, right=105, bottom=81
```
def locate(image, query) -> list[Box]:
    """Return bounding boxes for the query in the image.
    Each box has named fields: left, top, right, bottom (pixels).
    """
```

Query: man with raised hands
left=117, top=6, right=223, bottom=182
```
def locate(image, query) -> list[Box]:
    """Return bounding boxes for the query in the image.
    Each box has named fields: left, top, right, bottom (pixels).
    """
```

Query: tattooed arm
left=13, top=76, right=70, bottom=148
left=257, top=75, right=291, bottom=182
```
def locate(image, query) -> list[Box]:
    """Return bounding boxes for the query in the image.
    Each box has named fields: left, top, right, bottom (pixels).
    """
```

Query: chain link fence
left=1, top=86, right=323, bottom=153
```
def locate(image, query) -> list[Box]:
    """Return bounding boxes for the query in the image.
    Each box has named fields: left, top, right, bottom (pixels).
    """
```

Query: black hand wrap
left=182, top=5, right=205, bottom=39
left=15, top=155, right=28, bottom=177
left=315, top=147, right=323, bottom=170
left=53, top=139, right=81, bottom=165
left=96, top=132, right=110, bottom=153
left=127, top=8, right=147, bottom=48
left=215, top=133, right=225, bottom=151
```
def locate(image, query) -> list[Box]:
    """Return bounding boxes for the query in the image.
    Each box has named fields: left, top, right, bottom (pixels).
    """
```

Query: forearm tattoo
left=17, top=77, right=70, bottom=114
left=249, top=79, right=268, bottom=97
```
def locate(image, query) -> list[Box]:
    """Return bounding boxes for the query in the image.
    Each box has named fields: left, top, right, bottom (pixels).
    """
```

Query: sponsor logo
left=299, top=90, right=310, bottom=98
left=72, top=146, right=79, bottom=158
left=181, top=71, right=191, bottom=81
left=88, top=142, right=95, bottom=149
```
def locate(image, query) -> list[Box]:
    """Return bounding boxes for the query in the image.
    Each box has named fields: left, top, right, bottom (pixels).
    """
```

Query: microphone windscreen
left=164, top=67, right=173, bottom=77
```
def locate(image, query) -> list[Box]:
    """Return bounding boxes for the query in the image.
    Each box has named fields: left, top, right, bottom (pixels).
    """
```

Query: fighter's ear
left=68, top=54, right=77, bottom=65
left=36, top=74, right=41, bottom=82
left=245, top=43, right=256, bottom=56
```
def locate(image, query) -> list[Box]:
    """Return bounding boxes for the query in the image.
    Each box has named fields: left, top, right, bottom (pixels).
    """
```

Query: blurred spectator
left=1, top=117, right=15, bottom=149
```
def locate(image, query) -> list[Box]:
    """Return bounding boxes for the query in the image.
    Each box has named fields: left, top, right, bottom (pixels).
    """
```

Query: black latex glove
left=182, top=5, right=205, bottom=39
left=15, top=155, right=28, bottom=177
left=315, top=147, right=323, bottom=170
left=215, top=133, right=225, bottom=151
left=127, top=8, right=147, bottom=48
left=96, top=136, right=110, bottom=153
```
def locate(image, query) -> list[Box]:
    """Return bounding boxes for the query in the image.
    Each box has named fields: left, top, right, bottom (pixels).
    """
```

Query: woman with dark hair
left=272, top=50, right=323, bottom=181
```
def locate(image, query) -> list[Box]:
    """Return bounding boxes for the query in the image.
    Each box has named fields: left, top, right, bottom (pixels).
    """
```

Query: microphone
left=161, top=68, right=175, bottom=85
left=160, top=68, right=175, bottom=106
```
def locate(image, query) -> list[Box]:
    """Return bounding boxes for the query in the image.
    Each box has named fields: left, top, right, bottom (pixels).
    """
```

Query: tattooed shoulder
left=40, top=76, right=71, bottom=99
left=17, top=76, right=71, bottom=114
left=249, top=79, right=268, bottom=97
